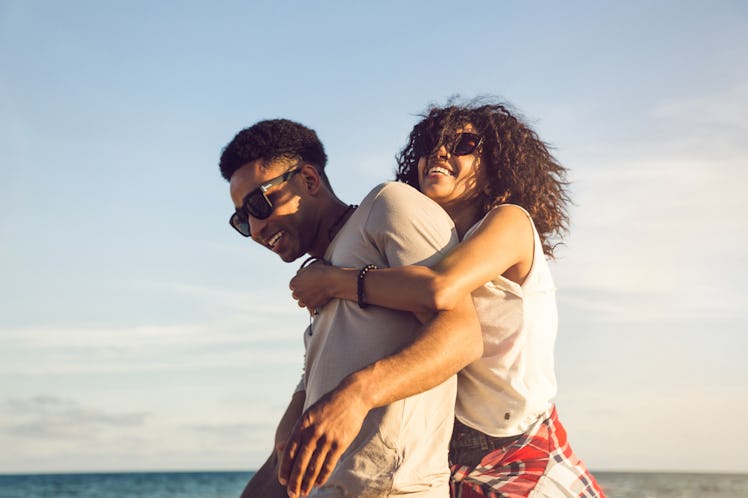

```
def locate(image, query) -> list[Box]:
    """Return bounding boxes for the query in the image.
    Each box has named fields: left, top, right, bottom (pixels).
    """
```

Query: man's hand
left=278, top=386, right=369, bottom=497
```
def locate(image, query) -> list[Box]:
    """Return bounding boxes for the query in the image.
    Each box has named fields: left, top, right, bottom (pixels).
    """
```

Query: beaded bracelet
left=357, top=264, right=378, bottom=309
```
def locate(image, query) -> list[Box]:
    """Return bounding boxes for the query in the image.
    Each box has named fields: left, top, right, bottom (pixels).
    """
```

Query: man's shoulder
left=357, top=182, right=455, bottom=240
left=363, top=181, right=417, bottom=201
left=362, top=181, right=442, bottom=211
left=343, top=182, right=457, bottom=267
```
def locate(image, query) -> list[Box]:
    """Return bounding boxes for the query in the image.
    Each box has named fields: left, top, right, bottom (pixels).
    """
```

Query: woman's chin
left=422, top=184, right=454, bottom=203
left=421, top=177, right=450, bottom=194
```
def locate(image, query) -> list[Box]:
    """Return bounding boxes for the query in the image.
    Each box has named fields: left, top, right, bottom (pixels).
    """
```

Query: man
left=219, top=119, right=482, bottom=497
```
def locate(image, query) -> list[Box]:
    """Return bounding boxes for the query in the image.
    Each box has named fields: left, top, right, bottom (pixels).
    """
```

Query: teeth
left=428, top=166, right=453, bottom=176
left=268, top=231, right=282, bottom=248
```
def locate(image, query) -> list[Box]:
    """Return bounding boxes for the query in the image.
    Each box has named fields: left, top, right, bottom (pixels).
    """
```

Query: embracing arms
left=279, top=292, right=481, bottom=497
left=290, top=204, right=535, bottom=314
left=279, top=200, right=534, bottom=497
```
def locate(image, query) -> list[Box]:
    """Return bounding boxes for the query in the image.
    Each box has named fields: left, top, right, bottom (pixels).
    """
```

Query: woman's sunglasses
left=229, top=166, right=302, bottom=237
left=416, top=132, right=482, bottom=158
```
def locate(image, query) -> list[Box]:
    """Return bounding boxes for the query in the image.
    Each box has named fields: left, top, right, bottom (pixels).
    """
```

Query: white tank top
left=455, top=205, right=558, bottom=437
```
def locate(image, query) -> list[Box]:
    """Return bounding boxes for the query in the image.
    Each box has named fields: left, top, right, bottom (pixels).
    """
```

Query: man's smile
left=267, top=230, right=284, bottom=250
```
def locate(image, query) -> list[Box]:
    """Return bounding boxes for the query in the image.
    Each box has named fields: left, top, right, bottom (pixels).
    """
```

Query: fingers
left=279, top=417, right=332, bottom=497
left=284, top=437, right=343, bottom=496
left=278, top=432, right=299, bottom=486
left=286, top=435, right=318, bottom=497
left=291, top=291, right=319, bottom=315
left=289, top=288, right=307, bottom=310
left=290, top=281, right=312, bottom=311
left=297, top=444, right=327, bottom=497
left=293, top=443, right=344, bottom=496
left=315, top=445, right=343, bottom=488
left=275, top=440, right=287, bottom=462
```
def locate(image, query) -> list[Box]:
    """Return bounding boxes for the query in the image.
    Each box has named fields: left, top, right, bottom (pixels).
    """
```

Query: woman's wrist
left=331, top=267, right=359, bottom=302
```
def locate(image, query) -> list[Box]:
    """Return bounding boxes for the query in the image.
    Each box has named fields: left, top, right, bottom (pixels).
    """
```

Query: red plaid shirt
left=450, top=406, right=606, bottom=498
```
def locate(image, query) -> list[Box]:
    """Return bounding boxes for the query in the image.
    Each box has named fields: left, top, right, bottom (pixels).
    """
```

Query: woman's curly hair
left=395, top=99, right=571, bottom=258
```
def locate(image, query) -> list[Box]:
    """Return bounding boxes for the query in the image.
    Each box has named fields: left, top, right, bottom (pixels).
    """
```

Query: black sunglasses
left=229, top=166, right=302, bottom=237
left=416, top=132, right=482, bottom=158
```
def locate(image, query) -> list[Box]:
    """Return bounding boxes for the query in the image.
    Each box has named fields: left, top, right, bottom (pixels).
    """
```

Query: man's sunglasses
left=416, top=132, right=482, bottom=158
left=229, top=166, right=302, bottom=237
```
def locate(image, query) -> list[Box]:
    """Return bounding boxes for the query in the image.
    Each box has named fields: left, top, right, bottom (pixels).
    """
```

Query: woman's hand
left=290, top=260, right=338, bottom=313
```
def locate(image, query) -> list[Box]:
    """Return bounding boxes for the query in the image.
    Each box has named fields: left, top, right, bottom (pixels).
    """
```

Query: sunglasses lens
left=246, top=191, right=272, bottom=220
left=230, top=211, right=251, bottom=237
left=415, top=133, right=480, bottom=157
left=230, top=167, right=302, bottom=237
left=452, top=133, right=480, bottom=156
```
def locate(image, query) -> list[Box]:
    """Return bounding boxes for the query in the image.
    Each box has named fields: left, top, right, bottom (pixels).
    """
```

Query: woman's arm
left=290, top=205, right=534, bottom=313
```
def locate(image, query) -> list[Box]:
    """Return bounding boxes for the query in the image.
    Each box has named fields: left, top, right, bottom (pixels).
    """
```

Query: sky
left=1, top=0, right=747, bottom=475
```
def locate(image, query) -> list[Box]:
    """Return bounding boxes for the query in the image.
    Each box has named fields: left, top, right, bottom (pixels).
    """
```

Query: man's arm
left=238, top=452, right=285, bottom=498
left=279, top=296, right=482, bottom=497
left=274, top=389, right=306, bottom=456
left=239, top=389, right=305, bottom=498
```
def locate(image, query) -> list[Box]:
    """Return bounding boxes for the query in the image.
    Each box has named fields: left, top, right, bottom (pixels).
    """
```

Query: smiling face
left=229, top=158, right=318, bottom=262
left=417, top=124, right=485, bottom=219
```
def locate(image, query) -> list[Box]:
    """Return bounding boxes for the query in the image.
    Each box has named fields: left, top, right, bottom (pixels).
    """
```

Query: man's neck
left=307, top=198, right=351, bottom=258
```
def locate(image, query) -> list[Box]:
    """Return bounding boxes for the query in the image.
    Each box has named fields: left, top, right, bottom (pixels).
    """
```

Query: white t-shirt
left=455, top=206, right=558, bottom=437
left=304, top=182, right=459, bottom=497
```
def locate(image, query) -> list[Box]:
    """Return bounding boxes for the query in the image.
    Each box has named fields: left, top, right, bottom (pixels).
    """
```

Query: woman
left=290, top=100, right=605, bottom=497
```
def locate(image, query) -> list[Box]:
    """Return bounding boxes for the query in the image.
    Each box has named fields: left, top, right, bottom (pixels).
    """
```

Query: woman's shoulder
left=467, top=204, right=535, bottom=239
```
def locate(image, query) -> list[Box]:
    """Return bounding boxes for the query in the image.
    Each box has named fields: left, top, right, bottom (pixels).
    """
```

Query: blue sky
left=1, top=0, right=747, bottom=474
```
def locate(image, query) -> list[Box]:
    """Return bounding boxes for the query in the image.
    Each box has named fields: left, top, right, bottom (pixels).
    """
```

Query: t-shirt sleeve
left=364, top=183, right=458, bottom=268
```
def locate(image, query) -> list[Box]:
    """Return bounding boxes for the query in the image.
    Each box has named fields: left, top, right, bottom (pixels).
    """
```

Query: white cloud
left=0, top=392, right=283, bottom=473
left=0, top=395, right=148, bottom=439
left=556, top=134, right=748, bottom=305
left=0, top=314, right=306, bottom=376
left=652, top=82, right=748, bottom=136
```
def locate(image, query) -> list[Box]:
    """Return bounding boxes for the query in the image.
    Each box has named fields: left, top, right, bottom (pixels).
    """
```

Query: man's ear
left=299, top=164, right=322, bottom=195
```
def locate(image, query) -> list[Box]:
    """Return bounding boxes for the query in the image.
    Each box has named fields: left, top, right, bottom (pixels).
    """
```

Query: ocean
left=0, top=470, right=747, bottom=498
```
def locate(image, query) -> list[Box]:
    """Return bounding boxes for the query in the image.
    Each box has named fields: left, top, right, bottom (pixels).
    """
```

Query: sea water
left=594, top=472, right=748, bottom=498
left=0, top=472, right=250, bottom=498
left=1, top=470, right=747, bottom=498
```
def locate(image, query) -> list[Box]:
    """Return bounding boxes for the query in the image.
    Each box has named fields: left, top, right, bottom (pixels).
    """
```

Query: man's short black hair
left=219, top=119, right=328, bottom=182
